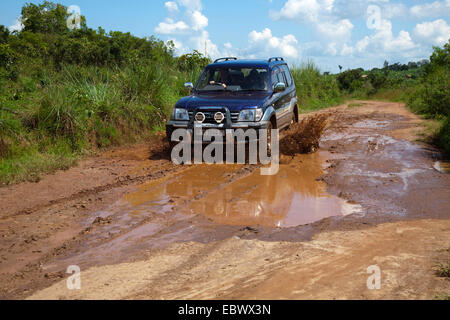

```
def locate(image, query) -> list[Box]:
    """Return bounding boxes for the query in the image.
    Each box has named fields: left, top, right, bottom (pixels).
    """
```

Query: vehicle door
left=280, top=64, right=296, bottom=126
left=270, top=66, right=286, bottom=126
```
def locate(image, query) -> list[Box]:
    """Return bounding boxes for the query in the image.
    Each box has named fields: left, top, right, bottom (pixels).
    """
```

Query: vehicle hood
left=174, top=92, right=271, bottom=112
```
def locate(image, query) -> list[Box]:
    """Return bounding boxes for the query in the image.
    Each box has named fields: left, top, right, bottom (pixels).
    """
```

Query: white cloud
left=383, top=3, right=408, bottom=19
left=270, top=0, right=354, bottom=56
left=155, top=0, right=449, bottom=70
left=8, top=17, right=24, bottom=32
left=316, top=19, right=353, bottom=39
left=155, top=0, right=218, bottom=57
left=165, top=1, right=179, bottom=13
left=355, top=18, right=417, bottom=57
left=340, top=43, right=355, bottom=56
left=188, top=10, right=208, bottom=31
left=190, top=30, right=219, bottom=57
left=410, top=0, right=450, bottom=19
left=414, top=19, right=450, bottom=45
left=270, top=0, right=323, bottom=21
left=178, top=0, right=202, bottom=11
left=155, top=19, right=189, bottom=35
left=247, top=28, right=299, bottom=59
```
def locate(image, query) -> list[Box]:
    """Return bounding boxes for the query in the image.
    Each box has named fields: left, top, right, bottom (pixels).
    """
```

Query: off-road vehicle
left=166, top=57, right=298, bottom=144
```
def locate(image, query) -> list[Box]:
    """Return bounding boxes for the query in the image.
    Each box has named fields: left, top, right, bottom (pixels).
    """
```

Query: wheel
left=290, top=111, right=296, bottom=126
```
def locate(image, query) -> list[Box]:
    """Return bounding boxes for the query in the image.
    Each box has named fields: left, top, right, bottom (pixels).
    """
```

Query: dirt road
left=1, top=101, right=449, bottom=299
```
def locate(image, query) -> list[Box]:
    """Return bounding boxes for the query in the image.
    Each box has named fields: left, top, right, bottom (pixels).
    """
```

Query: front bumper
left=166, top=107, right=271, bottom=143
left=166, top=120, right=271, bottom=143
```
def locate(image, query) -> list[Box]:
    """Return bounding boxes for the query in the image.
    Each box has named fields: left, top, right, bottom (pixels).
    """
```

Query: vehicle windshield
left=196, top=67, right=269, bottom=92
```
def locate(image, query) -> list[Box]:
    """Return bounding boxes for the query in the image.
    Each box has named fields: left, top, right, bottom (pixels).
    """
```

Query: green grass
left=348, top=87, right=415, bottom=103
left=434, top=293, right=450, bottom=300
left=435, top=261, right=450, bottom=278
left=0, top=145, right=78, bottom=185
left=291, top=61, right=344, bottom=113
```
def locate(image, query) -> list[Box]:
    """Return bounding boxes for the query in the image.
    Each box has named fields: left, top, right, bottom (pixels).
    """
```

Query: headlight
left=238, top=108, right=263, bottom=122
left=255, top=108, right=263, bottom=121
left=173, top=108, right=189, bottom=121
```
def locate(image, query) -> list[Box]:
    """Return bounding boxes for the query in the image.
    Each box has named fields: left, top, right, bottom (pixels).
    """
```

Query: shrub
left=336, top=68, right=363, bottom=91
left=437, top=117, right=450, bottom=156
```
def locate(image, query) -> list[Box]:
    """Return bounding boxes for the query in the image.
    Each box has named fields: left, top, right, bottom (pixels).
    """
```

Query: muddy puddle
left=123, top=151, right=362, bottom=228
left=43, top=151, right=365, bottom=272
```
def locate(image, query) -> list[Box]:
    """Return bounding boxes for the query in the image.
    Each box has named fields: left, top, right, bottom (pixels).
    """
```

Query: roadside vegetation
left=0, top=1, right=448, bottom=185
left=0, top=2, right=209, bottom=185
left=292, top=42, right=449, bottom=156
left=290, top=61, right=342, bottom=111
left=407, top=42, right=450, bottom=155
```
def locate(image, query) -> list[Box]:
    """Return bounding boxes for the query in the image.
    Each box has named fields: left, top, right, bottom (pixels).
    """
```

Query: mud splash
left=124, top=151, right=362, bottom=228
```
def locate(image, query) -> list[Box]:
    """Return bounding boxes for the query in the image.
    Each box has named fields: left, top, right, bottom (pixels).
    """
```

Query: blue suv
left=166, top=57, right=298, bottom=143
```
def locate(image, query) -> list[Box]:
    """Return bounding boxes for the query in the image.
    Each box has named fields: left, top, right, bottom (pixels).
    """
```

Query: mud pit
left=1, top=101, right=449, bottom=299
left=123, top=152, right=361, bottom=228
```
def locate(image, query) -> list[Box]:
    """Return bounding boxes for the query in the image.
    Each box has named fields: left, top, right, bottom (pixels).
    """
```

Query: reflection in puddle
left=353, top=120, right=390, bottom=129
left=124, top=152, right=363, bottom=228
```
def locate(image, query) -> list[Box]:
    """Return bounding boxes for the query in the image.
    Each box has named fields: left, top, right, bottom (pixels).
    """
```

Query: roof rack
left=268, top=57, right=284, bottom=63
left=214, top=57, right=238, bottom=63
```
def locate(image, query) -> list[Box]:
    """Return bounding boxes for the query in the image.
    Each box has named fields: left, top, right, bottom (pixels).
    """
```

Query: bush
left=336, top=68, right=363, bottom=92
left=407, top=41, right=449, bottom=154
left=408, top=41, right=449, bottom=118
left=437, top=117, right=450, bottom=156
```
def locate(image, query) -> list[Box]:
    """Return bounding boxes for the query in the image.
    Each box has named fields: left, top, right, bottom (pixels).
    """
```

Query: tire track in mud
left=1, top=161, right=179, bottom=221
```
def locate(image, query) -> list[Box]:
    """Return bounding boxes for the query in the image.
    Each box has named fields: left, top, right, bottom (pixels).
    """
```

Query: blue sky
left=1, top=0, right=449, bottom=72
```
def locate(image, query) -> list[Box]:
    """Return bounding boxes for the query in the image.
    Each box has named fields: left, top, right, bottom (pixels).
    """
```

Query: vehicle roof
left=207, top=59, right=286, bottom=69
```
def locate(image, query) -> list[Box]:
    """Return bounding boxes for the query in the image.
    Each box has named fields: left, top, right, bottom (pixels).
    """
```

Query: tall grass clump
left=291, top=60, right=342, bottom=112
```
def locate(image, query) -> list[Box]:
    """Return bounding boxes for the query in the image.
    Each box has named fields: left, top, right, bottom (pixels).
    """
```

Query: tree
left=336, top=68, right=363, bottom=91
left=177, top=50, right=211, bottom=71
left=21, top=1, right=86, bottom=35
left=0, top=25, right=9, bottom=44
left=429, top=41, right=450, bottom=68
left=408, top=61, right=418, bottom=69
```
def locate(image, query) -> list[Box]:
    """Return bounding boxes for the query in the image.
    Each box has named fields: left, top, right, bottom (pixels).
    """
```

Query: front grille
left=188, top=110, right=240, bottom=123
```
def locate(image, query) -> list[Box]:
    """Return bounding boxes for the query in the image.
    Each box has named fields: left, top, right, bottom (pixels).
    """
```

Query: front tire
left=290, top=111, right=296, bottom=127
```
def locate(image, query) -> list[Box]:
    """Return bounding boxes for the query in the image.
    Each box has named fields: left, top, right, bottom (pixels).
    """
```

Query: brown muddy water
left=42, top=151, right=363, bottom=272
left=123, top=152, right=362, bottom=227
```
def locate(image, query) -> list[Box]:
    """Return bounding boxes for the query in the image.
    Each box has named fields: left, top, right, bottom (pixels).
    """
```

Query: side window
left=271, top=67, right=281, bottom=88
left=212, top=70, right=222, bottom=82
left=280, top=71, right=288, bottom=86
left=281, top=65, right=293, bottom=87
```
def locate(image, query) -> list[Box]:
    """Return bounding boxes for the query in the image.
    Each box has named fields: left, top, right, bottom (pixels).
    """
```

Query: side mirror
left=184, top=82, right=194, bottom=93
left=273, top=82, right=286, bottom=93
